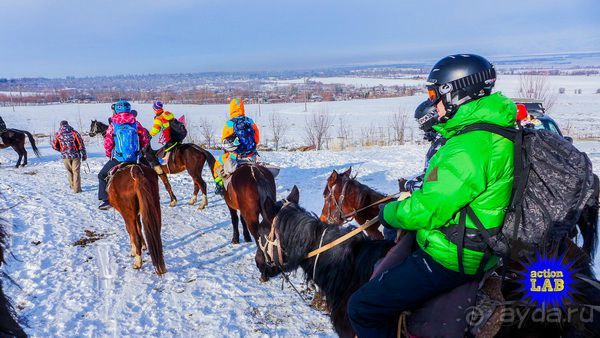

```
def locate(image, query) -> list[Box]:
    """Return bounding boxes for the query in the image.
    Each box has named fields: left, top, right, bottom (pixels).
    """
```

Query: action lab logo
left=517, top=253, right=578, bottom=308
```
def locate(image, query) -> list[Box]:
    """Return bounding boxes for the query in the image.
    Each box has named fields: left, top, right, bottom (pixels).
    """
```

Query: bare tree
left=518, top=74, right=557, bottom=112
left=390, top=111, right=407, bottom=145
left=304, top=113, right=333, bottom=150
left=269, top=113, right=288, bottom=151
left=337, top=117, right=351, bottom=150
left=200, top=118, right=216, bottom=149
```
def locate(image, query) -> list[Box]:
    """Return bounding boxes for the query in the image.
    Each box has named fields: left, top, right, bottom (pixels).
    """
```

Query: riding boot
left=214, top=176, right=225, bottom=196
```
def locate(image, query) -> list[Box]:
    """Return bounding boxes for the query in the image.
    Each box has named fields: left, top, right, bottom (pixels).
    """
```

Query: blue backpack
left=232, top=116, right=256, bottom=156
left=112, top=122, right=140, bottom=162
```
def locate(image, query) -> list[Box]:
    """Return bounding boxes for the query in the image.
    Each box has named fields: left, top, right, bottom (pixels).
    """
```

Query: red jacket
left=104, top=113, right=150, bottom=158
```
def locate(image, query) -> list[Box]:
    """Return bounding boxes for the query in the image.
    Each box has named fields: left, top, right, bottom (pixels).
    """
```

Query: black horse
left=0, top=129, right=41, bottom=167
left=0, top=219, right=27, bottom=337
left=258, top=186, right=600, bottom=338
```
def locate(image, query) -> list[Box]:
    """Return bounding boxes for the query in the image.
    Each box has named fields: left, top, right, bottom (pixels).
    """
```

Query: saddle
left=370, top=233, right=504, bottom=337
left=105, top=162, right=149, bottom=192
left=221, top=157, right=281, bottom=191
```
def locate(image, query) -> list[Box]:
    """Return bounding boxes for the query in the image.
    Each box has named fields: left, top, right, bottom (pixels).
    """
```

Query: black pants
left=347, top=249, right=477, bottom=338
left=97, top=158, right=121, bottom=201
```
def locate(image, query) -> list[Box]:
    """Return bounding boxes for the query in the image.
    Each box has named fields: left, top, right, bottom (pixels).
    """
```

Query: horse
left=143, top=144, right=215, bottom=209
left=91, top=119, right=214, bottom=209
left=259, top=186, right=600, bottom=338
left=0, top=129, right=41, bottom=167
left=0, top=219, right=27, bottom=337
left=107, top=164, right=166, bottom=275
left=320, top=167, right=385, bottom=240
left=217, top=158, right=277, bottom=281
left=576, top=173, right=599, bottom=260
left=89, top=119, right=109, bottom=137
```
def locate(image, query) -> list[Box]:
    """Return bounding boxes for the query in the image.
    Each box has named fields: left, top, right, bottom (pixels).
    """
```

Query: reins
left=306, top=216, right=380, bottom=258
left=341, top=192, right=402, bottom=220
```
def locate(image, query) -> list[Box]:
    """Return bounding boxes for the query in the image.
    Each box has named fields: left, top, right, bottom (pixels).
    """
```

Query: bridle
left=258, top=201, right=290, bottom=268
left=323, top=179, right=353, bottom=224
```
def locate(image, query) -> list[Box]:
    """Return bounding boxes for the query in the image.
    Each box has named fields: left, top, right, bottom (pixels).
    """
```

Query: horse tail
left=133, top=168, right=167, bottom=275
left=253, top=166, right=276, bottom=223
left=19, top=130, right=41, bottom=157
left=192, top=145, right=216, bottom=178
left=581, top=174, right=599, bottom=260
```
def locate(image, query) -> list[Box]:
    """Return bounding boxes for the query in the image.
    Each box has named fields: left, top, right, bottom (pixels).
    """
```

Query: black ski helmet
left=414, top=100, right=438, bottom=131
left=426, top=54, right=496, bottom=118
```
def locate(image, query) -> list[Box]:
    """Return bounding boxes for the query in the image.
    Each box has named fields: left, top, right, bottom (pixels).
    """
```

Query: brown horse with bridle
left=107, top=164, right=166, bottom=275
left=320, top=167, right=398, bottom=240
left=0, top=128, right=41, bottom=167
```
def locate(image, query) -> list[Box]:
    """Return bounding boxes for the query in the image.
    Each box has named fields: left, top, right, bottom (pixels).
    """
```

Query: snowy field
left=1, top=75, right=600, bottom=336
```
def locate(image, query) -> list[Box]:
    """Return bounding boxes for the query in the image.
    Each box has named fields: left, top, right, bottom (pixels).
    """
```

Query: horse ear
left=330, top=170, right=338, bottom=183
left=287, top=185, right=300, bottom=204
left=343, top=167, right=352, bottom=176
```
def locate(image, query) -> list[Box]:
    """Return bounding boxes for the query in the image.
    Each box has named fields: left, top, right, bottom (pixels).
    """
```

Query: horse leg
left=229, top=207, right=240, bottom=244
left=11, top=145, right=21, bottom=168
left=124, top=214, right=142, bottom=268
left=240, top=217, right=252, bottom=243
left=187, top=167, right=208, bottom=210
left=136, top=216, right=147, bottom=251
left=158, top=173, right=177, bottom=207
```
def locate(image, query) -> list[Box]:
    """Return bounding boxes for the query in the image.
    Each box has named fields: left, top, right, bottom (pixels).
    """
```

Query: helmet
left=153, top=101, right=164, bottom=112
left=426, top=54, right=496, bottom=118
left=114, top=100, right=131, bottom=113
left=414, top=100, right=438, bottom=131
left=114, top=100, right=131, bottom=114
left=516, top=103, right=528, bottom=121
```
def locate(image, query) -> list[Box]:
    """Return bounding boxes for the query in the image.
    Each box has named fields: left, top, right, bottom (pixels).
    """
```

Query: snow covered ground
left=1, top=75, right=600, bottom=336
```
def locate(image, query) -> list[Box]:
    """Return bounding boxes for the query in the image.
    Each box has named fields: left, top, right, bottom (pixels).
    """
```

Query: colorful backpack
left=112, top=122, right=140, bottom=162
left=170, top=116, right=188, bottom=142
left=232, top=116, right=256, bottom=156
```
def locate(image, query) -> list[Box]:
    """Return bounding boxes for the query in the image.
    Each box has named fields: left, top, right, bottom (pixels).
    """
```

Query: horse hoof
left=260, top=275, right=269, bottom=283
left=188, top=197, right=197, bottom=205
left=197, top=203, right=207, bottom=210
left=231, top=238, right=240, bottom=244
left=169, top=200, right=177, bottom=207
left=244, top=236, right=252, bottom=243
left=132, top=256, right=143, bottom=269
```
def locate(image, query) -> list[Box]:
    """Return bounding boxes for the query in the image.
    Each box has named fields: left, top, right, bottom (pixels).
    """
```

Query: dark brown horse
left=89, top=119, right=109, bottom=137
left=145, top=144, right=215, bottom=209
left=219, top=160, right=277, bottom=281
left=320, top=167, right=385, bottom=240
left=258, top=187, right=600, bottom=338
left=107, top=164, right=166, bottom=275
left=0, top=129, right=41, bottom=167
left=0, top=218, right=27, bottom=337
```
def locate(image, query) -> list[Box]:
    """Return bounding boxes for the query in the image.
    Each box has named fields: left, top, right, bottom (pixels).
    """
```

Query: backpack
left=231, top=116, right=256, bottom=156
left=170, top=116, right=187, bottom=142
left=458, top=124, right=595, bottom=261
left=112, top=122, right=140, bottom=162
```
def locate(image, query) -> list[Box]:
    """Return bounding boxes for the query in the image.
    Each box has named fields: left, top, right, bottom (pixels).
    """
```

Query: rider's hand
left=378, top=204, right=395, bottom=230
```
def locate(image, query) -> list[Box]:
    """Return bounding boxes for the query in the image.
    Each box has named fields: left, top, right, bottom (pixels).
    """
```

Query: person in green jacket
left=348, top=54, right=516, bottom=338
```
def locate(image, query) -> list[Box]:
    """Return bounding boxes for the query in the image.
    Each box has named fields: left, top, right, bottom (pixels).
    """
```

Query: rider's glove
left=378, top=204, right=395, bottom=230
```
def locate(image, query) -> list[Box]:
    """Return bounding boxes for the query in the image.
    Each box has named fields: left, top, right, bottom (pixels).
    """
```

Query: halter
left=323, top=179, right=353, bottom=224
left=258, top=200, right=290, bottom=267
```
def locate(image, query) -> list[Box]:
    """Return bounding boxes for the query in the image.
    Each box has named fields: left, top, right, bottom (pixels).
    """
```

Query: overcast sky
left=1, top=0, right=598, bottom=78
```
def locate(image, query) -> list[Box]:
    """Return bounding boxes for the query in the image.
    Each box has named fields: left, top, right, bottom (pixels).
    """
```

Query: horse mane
left=0, top=219, right=27, bottom=337
left=276, top=203, right=393, bottom=336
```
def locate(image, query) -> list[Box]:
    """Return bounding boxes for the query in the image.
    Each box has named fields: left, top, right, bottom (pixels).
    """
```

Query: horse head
left=320, top=167, right=356, bottom=224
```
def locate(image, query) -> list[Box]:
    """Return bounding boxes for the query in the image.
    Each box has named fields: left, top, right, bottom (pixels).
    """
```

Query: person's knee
left=347, top=288, right=369, bottom=324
